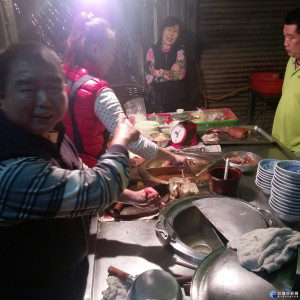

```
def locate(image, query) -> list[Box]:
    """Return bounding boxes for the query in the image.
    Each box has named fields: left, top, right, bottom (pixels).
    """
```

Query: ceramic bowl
left=147, top=114, right=167, bottom=125
left=150, top=133, right=170, bottom=148
left=269, top=200, right=300, bottom=222
left=272, top=176, right=300, bottom=196
left=271, top=187, right=300, bottom=202
left=224, top=151, right=262, bottom=173
left=276, top=160, right=300, bottom=178
left=274, top=166, right=300, bottom=183
left=258, top=159, right=281, bottom=174
left=270, top=197, right=300, bottom=213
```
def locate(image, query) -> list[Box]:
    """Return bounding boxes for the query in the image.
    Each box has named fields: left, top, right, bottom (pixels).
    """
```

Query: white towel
left=227, top=227, right=300, bottom=273
left=102, top=276, right=131, bottom=300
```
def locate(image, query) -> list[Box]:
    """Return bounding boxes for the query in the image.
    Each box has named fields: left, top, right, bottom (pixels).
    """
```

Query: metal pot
left=108, top=266, right=183, bottom=300
left=127, top=269, right=183, bottom=300
left=138, top=152, right=215, bottom=185
left=155, top=196, right=273, bottom=266
left=190, top=246, right=300, bottom=300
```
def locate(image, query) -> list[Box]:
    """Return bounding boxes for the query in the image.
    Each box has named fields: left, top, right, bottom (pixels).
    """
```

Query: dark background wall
left=1, top=0, right=299, bottom=131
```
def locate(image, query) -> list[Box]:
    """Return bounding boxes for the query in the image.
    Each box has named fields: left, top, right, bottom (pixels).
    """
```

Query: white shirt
left=94, top=88, right=158, bottom=160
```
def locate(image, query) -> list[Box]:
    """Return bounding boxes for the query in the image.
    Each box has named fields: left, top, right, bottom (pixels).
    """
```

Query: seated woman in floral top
left=145, top=16, right=191, bottom=113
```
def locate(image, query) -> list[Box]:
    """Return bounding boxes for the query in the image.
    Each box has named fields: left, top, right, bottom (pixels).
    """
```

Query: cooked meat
left=229, top=155, right=257, bottom=165
left=201, top=133, right=220, bottom=144
left=206, top=127, right=250, bottom=139
left=227, top=128, right=250, bottom=139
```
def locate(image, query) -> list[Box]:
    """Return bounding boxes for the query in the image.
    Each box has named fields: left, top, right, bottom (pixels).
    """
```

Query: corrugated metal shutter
left=195, top=0, right=299, bottom=132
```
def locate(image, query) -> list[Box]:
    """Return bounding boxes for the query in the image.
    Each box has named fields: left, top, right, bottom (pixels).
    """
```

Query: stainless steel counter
left=89, top=139, right=300, bottom=300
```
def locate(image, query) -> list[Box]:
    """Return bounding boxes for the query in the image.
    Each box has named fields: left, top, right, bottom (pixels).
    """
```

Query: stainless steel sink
left=155, top=196, right=225, bottom=266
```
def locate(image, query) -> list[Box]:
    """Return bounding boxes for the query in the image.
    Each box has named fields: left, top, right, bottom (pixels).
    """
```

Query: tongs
left=188, top=156, right=224, bottom=188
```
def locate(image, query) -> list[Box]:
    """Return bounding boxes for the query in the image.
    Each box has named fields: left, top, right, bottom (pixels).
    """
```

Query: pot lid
left=190, top=246, right=299, bottom=300
left=192, top=197, right=273, bottom=241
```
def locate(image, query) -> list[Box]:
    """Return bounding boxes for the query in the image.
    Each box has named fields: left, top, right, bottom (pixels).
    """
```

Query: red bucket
left=250, top=72, right=283, bottom=95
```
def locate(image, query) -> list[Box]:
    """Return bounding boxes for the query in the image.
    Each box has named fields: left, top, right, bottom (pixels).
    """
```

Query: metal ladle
left=224, top=158, right=230, bottom=179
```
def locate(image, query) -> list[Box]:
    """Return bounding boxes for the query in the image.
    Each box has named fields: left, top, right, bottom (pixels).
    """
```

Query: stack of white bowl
left=269, top=160, right=300, bottom=222
left=255, top=159, right=280, bottom=195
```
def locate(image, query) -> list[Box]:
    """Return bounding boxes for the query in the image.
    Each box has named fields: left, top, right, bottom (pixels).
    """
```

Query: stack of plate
left=255, top=159, right=280, bottom=195
left=269, top=160, right=300, bottom=222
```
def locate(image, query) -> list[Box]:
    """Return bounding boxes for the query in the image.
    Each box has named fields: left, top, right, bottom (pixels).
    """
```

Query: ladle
left=224, top=158, right=230, bottom=179
left=181, top=169, right=186, bottom=182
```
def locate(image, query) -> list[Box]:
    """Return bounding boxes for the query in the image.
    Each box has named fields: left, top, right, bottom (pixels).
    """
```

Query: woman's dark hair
left=285, top=7, right=300, bottom=34
left=64, top=12, right=114, bottom=66
left=159, top=16, right=183, bottom=44
left=0, top=41, right=63, bottom=93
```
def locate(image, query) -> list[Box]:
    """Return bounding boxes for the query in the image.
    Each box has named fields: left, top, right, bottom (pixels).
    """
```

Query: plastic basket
left=193, top=108, right=239, bottom=127
left=250, top=73, right=283, bottom=95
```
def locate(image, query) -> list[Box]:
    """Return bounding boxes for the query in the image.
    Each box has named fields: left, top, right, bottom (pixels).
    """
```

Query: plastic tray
left=193, top=108, right=239, bottom=127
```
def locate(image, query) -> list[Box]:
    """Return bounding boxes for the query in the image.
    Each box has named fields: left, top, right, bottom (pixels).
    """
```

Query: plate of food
left=224, top=151, right=262, bottom=173
left=198, top=126, right=275, bottom=145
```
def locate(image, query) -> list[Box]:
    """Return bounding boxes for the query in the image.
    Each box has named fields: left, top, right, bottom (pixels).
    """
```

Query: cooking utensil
left=188, top=169, right=203, bottom=189
left=224, top=158, right=229, bottom=179
left=192, top=197, right=273, bottom=241
left=181, top=169, right=186, bottom=182
left=108, top=266, right=136, bottom=284
left=108, top=266, right=183, bottom=300
left=194, top=156, right=224, bottom=177
left=190, top=245, right=300, bottom=300
left=112, top=202, right=124, bottom=216
left=156, top=196, right=273, bottom=265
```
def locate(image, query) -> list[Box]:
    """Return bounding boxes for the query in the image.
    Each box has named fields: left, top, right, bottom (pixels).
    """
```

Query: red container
left=208, top=166, right=243, bottom=197
left=250, top=72, right=283, bottom=95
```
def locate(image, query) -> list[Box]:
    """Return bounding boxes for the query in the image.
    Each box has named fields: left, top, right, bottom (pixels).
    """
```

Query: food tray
left=192, top=108, right=239, bottom=127
left=197, top=125, right=275, bottom=145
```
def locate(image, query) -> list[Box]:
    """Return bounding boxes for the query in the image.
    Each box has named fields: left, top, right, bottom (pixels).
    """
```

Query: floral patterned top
left=145, top=42, right=186, bottom=85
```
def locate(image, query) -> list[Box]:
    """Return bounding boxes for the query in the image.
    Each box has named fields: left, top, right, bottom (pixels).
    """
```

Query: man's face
left=0, top=59, right=68, bottom=136
left=283, top=24, right=300, bottom=59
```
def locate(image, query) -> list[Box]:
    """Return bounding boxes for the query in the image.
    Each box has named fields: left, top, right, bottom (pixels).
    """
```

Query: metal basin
left=138, top=153, right=215, bottom=185
left=155, top=197, right=225, bottom=265
left=156, top=196, right=272, bottom=266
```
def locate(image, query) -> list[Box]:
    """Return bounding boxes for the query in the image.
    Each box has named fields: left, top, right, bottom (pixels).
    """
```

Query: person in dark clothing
left=0, top=40, right=158, bottom=300
left=145, top=16, right=192, bottom=113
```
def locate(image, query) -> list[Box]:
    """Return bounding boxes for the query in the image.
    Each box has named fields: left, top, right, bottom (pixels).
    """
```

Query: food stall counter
left=88, top=130, right=300, bottom=300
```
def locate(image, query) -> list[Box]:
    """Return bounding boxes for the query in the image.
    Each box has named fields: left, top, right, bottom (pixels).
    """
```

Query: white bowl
left=270, top=195, right=300, bottom=210
left=270, top=197, right=300, bottom=215
left=269, top=200, right=300, bottom=222
left=258, top=159, right=281, bottom=174
left=276, top=160, right=300, bottom=178
left=255, top=176, right=272, bottom=189
left=255, top=180, right=271, bottom=195
left=274, top=167, right=300, bottom=183
left=270, top=202, right=300, bottom=218
left=272, top=177, right=300, bottom=197
left=150, top=133, right=170, bottom=148
left=271, top=187, right=300, bottom=202
left=257, top=168, right=274, bottom=179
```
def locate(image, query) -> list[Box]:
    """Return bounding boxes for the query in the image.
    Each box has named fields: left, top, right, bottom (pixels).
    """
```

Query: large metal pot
left=190, top=245, right=299, bottom=300
left=155, top=196, right=273, bottom=266
left=138, top=152, right=216, bottom=185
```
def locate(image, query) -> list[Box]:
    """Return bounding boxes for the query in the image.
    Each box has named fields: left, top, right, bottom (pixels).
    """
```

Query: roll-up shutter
left=195, top=0, right=299, bottom=132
